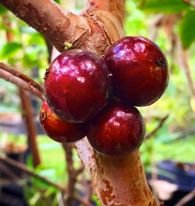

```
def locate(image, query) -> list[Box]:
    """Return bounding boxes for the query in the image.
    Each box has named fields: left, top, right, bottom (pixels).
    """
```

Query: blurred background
left=0, top=0, right=194, bottom=205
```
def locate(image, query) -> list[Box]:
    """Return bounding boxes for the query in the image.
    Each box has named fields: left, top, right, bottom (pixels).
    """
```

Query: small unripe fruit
left=44, top=49, right=110, bottom=123
left=87, top=102, right=145, bottom=155
left=39, top=101, right=86, bottom=143
left=104, top=36, right=169, bottom=106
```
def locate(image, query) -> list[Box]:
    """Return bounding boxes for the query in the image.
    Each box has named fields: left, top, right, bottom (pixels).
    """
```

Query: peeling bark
left=0, top=0, right=123, bottom=55
left=76, top=138, right=159, bottom=206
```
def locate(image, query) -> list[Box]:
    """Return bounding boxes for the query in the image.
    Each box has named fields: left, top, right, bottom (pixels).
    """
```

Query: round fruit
left=39, top=101, right=86, bottom=143
left=104, top=36, right=168, bottom=106
left=87, top=102, right=145, bottom=155
left=44, top=49, right=110, bottom=123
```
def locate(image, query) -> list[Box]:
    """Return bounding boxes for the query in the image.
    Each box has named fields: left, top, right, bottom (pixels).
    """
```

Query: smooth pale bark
left=76, top=138, right=159, bottom=206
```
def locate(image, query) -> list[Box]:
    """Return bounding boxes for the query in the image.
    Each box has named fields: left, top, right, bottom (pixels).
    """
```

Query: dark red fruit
left=39, top=101, right=86, bottom=143
left=104, top=36, right=169, bottom=106
left=44, top=49, right=110, bottom=123
left=87, top=103, right=145, bottom=155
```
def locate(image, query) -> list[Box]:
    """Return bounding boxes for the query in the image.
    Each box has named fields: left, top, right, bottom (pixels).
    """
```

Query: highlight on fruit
left=40, top=36, right=169, bottom=156
left=87, top=102, right=145, bottom=155
left=104, top=36, right=169, bottom=106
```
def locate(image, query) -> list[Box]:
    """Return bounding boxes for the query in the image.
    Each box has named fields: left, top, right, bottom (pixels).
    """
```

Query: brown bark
left=19, top=89, right=41, bottom=167
left=1, top=14, right=41, bottom=168
left=1, top=0, right=89, bottom=52
left=76, top=139, right=159, bottom=206
left=0, top=63, right=44, bottom=100
left=0, top=0, right=123, bottom=55
left=0, top=0, right=159, bottom=205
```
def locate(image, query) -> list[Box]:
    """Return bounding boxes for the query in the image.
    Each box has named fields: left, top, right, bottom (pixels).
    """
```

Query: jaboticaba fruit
left=87, top=102, right=145, bottom=155
left=39, top=101, right=86, bottom=143
left=44, top=49, right=110, bottom=123
left=104, top=36, right=169, bottom=106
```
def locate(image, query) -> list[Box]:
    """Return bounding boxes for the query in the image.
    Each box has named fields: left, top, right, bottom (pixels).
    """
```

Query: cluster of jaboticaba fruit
left=39, top=36, right=169, bottom=156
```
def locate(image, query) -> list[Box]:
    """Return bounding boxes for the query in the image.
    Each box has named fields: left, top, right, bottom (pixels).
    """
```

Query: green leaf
left=54, top=0, right=60, bottom=4
left=0, top=5, right=7, bottom=15
left=180, top=10, right=195, bottom=48
left=138, top=0, right=189, bottom=13
left=0, top=42, right=22, bottom=58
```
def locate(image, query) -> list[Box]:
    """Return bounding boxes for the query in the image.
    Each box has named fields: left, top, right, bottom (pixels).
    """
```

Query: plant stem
left=0, top=0, right=89, bottom=52
left=145, top=114, right=169, bottom=140
left=0, top=155, right=65, bottom=191
left=19, top=89, right=41, bottom=167
left=0, top=63, right=44, bottom=100
left=76, top=139, right=159, bottom=206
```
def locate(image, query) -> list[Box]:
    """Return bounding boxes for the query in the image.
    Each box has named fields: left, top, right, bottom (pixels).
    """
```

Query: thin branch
left=0, top=155, right=65, bottom=192
left=145, top=114, right=169, bottom=140
left=0, top=162, right=18, bottom=181
left=0, top=62, right=45, bottom=100
left=175, top=190, right=195, bottom=206
left=1, top=14, right=41, bottom=167
left=62, top=143, right=84, bottom=206
left=19, top=89, right=41, bottom=167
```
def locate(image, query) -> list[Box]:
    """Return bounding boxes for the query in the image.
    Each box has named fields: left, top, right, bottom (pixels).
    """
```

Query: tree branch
left=0, top=155, right=65, bottom=192
left=76, top=1, right=159, bottom=205
left=0, top=0, right=124, bottom=55
left=0, top=0, right=90, bottom=52
left=0, top=62, right=45, bottom=100
left=76, top=138, right=159, bottom=206
left=175, top=190, right=195, bottom=206
left=19, top=89, right=41, bottom=167
left=145, top=114, right=169, bottom=140
left=62, top=143, right=85, bottom=206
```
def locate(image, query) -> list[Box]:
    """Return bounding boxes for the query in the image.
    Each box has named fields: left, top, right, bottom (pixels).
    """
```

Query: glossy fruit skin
left=87, top=102, right=145, bottom=155
left=44, top=49, right=110, bottom=123
left=104, top=36, right=169, bottom=106
left=39, top=101, right=86, bottom=143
